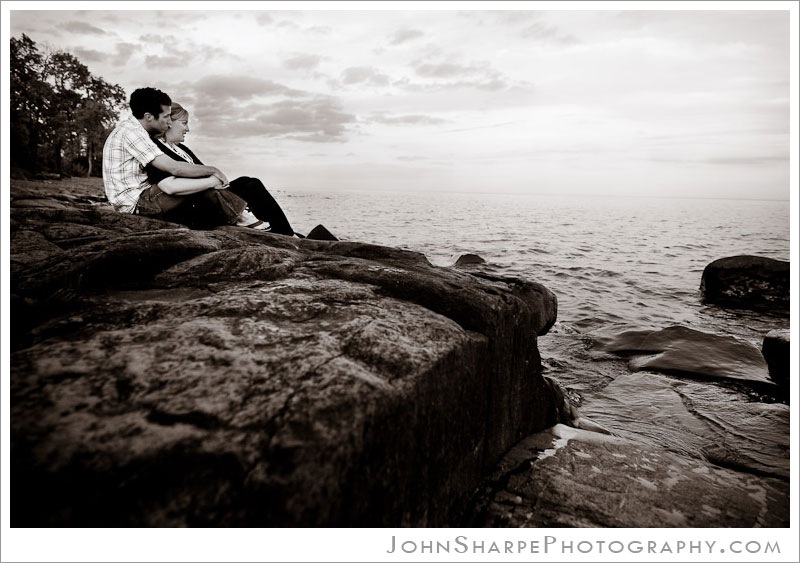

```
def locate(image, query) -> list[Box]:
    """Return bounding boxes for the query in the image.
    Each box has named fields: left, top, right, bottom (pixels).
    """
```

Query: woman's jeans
left=227, top=176, right=294, bottom=235
left=135, top=184, right=246, bottom=229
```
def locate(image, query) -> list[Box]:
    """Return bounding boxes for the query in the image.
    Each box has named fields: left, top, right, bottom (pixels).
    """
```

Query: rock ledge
left=10, top=179, right=560, bottom=527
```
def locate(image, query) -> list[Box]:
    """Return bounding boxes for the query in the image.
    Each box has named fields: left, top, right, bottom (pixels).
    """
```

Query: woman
left=144, top=103, right=298, bottom=235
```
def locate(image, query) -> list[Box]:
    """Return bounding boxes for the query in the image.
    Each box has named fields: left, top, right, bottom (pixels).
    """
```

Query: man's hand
left=210, top=167, right=228, bottom=185
left=207, top=174, right=226, bottom=190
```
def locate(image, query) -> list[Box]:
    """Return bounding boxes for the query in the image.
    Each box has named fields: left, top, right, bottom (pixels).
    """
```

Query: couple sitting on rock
left=102, top=87, right=336, bottom=240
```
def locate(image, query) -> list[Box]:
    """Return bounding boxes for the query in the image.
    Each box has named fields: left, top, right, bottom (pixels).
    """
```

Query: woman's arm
left=157, top=175, right=223, bottom=195
left=151, top=154, right=228, bottom=184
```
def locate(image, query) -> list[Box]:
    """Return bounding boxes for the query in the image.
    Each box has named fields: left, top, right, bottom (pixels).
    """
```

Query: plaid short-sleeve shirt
left=102, top=114, right=165, bottom=214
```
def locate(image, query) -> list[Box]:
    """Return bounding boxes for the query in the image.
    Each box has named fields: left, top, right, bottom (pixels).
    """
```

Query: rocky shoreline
left=9, top=178, right=789, bottom=527
left=10, top=177, right=565, bottom=526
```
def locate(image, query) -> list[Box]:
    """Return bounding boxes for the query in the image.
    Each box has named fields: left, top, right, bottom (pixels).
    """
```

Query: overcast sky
left=6, top=4, right=792, bottom=199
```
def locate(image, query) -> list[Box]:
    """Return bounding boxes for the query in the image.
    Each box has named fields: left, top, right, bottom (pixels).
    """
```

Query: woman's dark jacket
left=146, top=139, right=205, bottom=185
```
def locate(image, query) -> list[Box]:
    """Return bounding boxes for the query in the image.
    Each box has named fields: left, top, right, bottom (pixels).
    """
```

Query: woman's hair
left=170, top=102, right=189, bottom=122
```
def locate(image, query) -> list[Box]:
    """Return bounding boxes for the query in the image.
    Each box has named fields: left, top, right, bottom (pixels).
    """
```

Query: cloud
left=368, top=112, right=448, bottom=126
left=194, top=74, right=306, bottom=102
left=277, top=19, right=300, bottom=30
left=255, top=13, right=273, bottom=26
left=144, top=54, right=184, bottom=67
left=393, top=58, right=508, bottom=92
left=390, top=28, right=424, bottom=45
left=73, top=47, right=105, bottom=62
left=489, top=11, right=543, bottom=25
left=72, top=41, right=136, bottom=67
left=112, top=42, right=137, bottom=66
left=520, top=21, right=579, bottom=44
left=467, top=10, right=578, bottom=44
left=138, top=33, right=162, bottom=43
left=306, top=25, right=332, bottom=35
left=407, top=57, right=508, bottom=90
left=178, top=70, right=356, bottom=143
left=393, top=77, right=493, bottom=92
left=460, top=10, right=578, bottom=45
left=439, top=121, right=516, bottom=134
left=283, top=53, right=323, bottom=71
left=414, top=61, right=477, bottom=79
left=137, top=34, right=231, bottom=68
left=284, top=132, right=345, bottom=143
left=63, top=21, right=106, bottom=35
left=397, top=155, right=430, bottom=161
left=192, top=96, right=356, bottom=143
left=340, top=66, right=390, bottom=87
left=341, top=50, right=501, bottom=94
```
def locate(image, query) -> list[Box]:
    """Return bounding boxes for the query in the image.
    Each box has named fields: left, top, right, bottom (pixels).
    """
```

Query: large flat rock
left=10, top=179, right=561, bottom=526
left=467, top=424, right=789, bottom=528
left=577, top=372, right=789, bottom=480
left=589, top=325, right=777, bottom=392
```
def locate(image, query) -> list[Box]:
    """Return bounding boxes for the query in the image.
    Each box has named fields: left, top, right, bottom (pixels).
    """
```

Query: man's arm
left=150, top=154, right=228, bottom=184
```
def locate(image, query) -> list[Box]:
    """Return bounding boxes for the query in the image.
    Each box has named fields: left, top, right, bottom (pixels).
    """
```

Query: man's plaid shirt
left=102, top=114, right=164, bottom=214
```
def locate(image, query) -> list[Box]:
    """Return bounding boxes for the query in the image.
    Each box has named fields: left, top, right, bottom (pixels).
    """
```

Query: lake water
left=280, top=189, right=791, bottom=488
left=281, top=189, right=789, bottom=338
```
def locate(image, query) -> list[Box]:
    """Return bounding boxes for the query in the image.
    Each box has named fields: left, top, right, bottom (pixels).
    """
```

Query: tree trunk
left=54, top=141, right=62, bottom=176
left=27, top=127, right=40, bottom=173
left=86, top=143, right=93, bottom=177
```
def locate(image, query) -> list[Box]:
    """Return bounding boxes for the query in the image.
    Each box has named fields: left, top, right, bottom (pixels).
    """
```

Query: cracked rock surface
left=10, top=179, right=561, bottom=526
left=465, top=424, right=789, bottom=528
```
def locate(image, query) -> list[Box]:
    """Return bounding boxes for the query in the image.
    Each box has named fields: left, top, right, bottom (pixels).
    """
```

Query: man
left=102, top=87, right=229, bottom=216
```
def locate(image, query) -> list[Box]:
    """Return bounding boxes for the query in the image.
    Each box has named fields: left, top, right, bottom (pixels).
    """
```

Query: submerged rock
left=577, top=372, right=789, bottom=480
left=700, top=255, right=789, bottom=313
left=10, top=179, right=560, bottom=527
left=590, top=325, right=775, bottom=391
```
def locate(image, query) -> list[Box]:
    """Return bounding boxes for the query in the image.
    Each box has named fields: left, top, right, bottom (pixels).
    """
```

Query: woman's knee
left=238, top=176, right=269, bottom=189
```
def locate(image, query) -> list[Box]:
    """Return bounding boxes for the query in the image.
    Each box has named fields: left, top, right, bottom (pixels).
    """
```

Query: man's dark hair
left=129, top=87, right=172, bottom=119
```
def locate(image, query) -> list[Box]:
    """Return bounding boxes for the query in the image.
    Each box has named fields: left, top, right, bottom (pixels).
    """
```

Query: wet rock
left=700, top=255, right=789, bottom=313
left=577, top=372, right=789, bottom=480
left=454, top=253, right=486, bottom=267
left=10, top=178, right=560, bottom=527
left=762, top=329, right=790, bottom=387
left=466, top=424, right=789, bottom=528
left=305, top=223, right=338, bottom=241
left=590, top=325, right=776, bottom=391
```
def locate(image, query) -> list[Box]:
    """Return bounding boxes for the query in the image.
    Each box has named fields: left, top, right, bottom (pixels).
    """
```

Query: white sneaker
left=235, top=209, right=271, bottom=231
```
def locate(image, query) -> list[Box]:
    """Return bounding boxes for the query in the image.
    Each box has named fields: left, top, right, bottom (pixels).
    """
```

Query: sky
left=5, top=3, right=793, bottom=199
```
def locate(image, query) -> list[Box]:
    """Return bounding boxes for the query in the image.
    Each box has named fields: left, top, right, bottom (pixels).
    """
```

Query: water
left=281, top=189, right=788, bottom=336
left=279, top=189, right=790, bottom=482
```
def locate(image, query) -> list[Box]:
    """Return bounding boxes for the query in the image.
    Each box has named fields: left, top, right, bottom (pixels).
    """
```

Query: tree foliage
left=10, top=34, right=126, bottom=177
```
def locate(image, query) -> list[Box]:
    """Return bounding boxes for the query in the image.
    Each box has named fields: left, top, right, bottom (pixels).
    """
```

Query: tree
left=10, top=34, right=52, bottom=172
left=79, top=80, right=126, bottom=177
left=10, top=34, right=126, bottom=177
